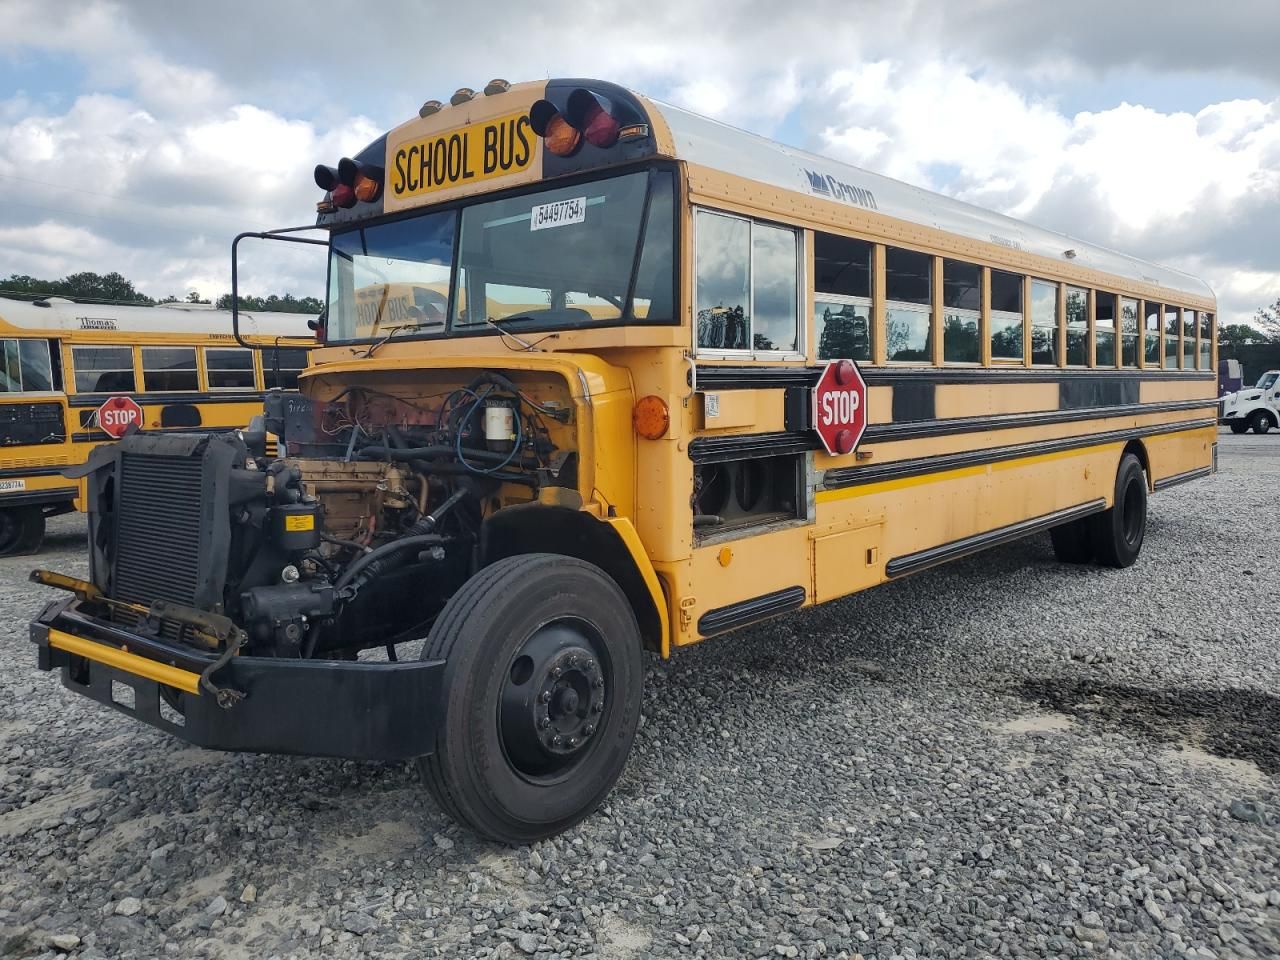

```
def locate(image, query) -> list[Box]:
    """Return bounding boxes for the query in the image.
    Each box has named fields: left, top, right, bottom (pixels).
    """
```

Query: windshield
left=1256, top=372, right=1278, bottom=390
left=326, top=169, right=674, bottom=342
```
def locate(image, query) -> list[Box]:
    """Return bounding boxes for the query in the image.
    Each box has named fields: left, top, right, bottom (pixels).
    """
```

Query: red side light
left=567, top=88, right=619, bottom=148
left=330, top=183, right=356, bottom=208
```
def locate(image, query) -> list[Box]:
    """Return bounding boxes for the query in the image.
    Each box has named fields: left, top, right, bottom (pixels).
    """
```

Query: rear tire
left=1049, top=518, right=1094, bottom=564
left=417, top=553, right=643, bottom=844
left=0, top=506, right=45, bottom=556
left=1249, top=410, right=1272, bottom=434
left=1092, top=453, right=1147, bottom=568
left=1229, top=422, right=1249, bottom=435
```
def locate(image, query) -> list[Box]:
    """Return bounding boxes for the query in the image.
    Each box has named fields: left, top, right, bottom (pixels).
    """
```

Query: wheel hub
left=499, top=623, right=608, bottom=777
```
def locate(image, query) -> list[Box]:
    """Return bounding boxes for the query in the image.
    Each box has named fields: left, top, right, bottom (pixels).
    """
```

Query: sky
left=1, top=0, right=1278, bottom=324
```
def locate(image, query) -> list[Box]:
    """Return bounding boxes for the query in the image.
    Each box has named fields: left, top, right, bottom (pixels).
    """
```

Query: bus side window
left=814, top=233, right=873, bottom=363
left=1064, top=287, right=1089, bottom=366
left=142, top=346, right=198, bottom=392
left=206, top=347, right=255, bottom=389
left=989, top=270, right=1024, bottom=363
left=71, top=345, right=136, bottom=394
left=0, top=338, right=55, bottom=393
left=264, top=348, right=309, bottom=390
left=942, top=260, right=980, bottom=363
left=884, top=247, right=932, bottom=363
left=1030, top=280, right=1059, bottom=365
left=1093, top=292, right=1117, bottom=368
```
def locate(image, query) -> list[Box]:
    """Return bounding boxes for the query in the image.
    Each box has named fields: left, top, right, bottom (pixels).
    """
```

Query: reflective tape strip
left=48, top=629, right=202, bottom=695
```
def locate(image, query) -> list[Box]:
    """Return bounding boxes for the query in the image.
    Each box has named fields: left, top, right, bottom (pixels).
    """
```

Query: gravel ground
left=1, top=429, right=1277, bottom=960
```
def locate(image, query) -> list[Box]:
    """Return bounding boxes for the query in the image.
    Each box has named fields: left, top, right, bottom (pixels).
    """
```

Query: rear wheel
left=1229, top=422, right=1249, bottom=435
left=1250, top=410, right=1273, bottom=434
left=1049, top=517, right=1094, bottom=564
left=1092, top=453, right=1147, bottom=568
left=0, top=506, right=46, bottom=557
left=417, top=553, right=644, bottom=844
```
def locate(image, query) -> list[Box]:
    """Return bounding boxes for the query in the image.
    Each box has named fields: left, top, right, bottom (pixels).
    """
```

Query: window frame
left=1029, top=279, right=1060, bottom=367
left=941, top=258, right=981, bottom=366
left=882, top=245, right=935, bottom=365
left=204, top=346, right=258, bottom=391
left=814, top=292, right=873, bottom=363
left=988, top=269, right=1025, bottom=365
left=140, top=345, right=199, bottom=393
left=692, top=205, right=805, bottom=361
left=1198, top=312, right=1213, bottom=370
left=0, top=338, right=58, bottom=394
left=1092, top=290, right=1118, bottom=369
left=70, top=344, right=137, bottom=395
left=1063, top=285, right=1090, bottom=367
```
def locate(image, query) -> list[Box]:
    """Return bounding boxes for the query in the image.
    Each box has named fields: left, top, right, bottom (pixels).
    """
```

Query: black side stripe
left=0, top=465, right=69, bottom=480
left=694, top=364, right=1216, bottom=391
left=698, top=585, right=807, bottom=638
left=885, top=499, right=1107, bottom=578
left=0, top=487, right=78, bottom=507
left=864, top=398, right=1216, bottom=443
left=823, top=418, right=1216, bottom=490
left=67, top=391, right=267, bottom=408
left=1153, top=466, right=1213, bottom=491
left=689, top=402, right=1219, bottom=464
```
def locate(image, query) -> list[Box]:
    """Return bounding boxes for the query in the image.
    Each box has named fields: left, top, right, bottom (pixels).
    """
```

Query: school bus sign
left=389, top=110, right=536, bottom=201
left=812, top=359, right=867, bottom=456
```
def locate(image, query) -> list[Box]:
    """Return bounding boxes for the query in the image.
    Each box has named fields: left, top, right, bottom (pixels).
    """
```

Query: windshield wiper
left=364, top=322, right=438, bottom=357
left=485, top=315, right=550, bottom=352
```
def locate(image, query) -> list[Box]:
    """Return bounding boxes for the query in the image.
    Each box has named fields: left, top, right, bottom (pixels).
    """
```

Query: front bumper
left=32, top=596, right=445, bottom=761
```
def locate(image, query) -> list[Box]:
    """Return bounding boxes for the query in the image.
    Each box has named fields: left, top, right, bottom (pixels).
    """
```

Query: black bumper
left=32, top=597, right=445, bottom=761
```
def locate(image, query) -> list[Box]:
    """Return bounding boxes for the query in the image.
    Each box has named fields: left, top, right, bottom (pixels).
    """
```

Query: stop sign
left=96, top=395, right=144, bottom=439
left=812, top=359, right=867, bottom=456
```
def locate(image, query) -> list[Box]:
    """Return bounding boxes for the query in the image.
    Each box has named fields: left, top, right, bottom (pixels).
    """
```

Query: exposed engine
left=78, top=370, right=576, bottom=662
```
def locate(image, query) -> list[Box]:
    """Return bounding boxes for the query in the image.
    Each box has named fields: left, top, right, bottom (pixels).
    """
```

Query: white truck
left=1220, top=370, right=1280, bottom=434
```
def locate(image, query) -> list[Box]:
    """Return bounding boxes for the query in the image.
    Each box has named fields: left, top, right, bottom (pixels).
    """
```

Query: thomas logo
left=803, top=169, right=877, bottom=211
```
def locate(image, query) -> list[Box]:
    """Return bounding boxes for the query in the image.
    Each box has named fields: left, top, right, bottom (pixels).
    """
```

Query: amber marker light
left=339, top=157, right=384, bottom=203
left=633, top=395, right=670, bottom=440
left=529, top=99, right=581, bottom=157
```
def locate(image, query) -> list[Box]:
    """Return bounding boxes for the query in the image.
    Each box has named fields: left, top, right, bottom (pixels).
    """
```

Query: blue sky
left=1, top=0, right=1277, bottom=324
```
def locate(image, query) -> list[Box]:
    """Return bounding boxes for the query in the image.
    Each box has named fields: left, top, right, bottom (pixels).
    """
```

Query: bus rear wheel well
left=1122, top=439, right=1151, bottom=490
left=480, top=506, right=663, bottom=654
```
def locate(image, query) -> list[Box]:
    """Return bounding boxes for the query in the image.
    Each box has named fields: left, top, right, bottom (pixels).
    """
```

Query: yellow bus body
left=0, top=296, right=312, bottom=554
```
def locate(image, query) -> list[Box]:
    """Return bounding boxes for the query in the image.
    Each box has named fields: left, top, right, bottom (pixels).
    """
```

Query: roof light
left=419, top=100, right=443, bottom=118
left=338, top=157, right=384, bottom=203
left=483, top=79, right=511, bottom=96
left=330, top=183, right=357, bottom=209
left=314, top=164, right=340, bottom=191
left=529, top=99, right=581, bottom=157
left=450, top=87, right=477, bottom=106
left=566, top=88, right=620, bottom=148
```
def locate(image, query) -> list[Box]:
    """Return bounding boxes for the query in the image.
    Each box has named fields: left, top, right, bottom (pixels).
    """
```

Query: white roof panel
left=0, top=296, right=314, bottom=338
left=654, top=101, right=1214, bottom=302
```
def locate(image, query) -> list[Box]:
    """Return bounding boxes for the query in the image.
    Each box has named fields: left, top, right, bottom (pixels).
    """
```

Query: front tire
left=0, top=506, right=45, bottom=557
left=1229, top=422, right=1249, bottom=435
left=1092, top=453, right=1147, bottom=568
left=417, top=553, right=643, bottom=844
left=1249, top=410, right=1273, bottom=434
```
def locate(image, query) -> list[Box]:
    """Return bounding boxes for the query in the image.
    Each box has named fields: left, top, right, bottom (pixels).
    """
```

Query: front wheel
left=1092, top=454, right=1147, bottom=568
left=418, top=553, right=644, bottom=844
left=1229, top=421, right=1249, bottom=435
left=1250, top=410, right=1273, bottom=435
left=0, top=506, right=46, bottom=557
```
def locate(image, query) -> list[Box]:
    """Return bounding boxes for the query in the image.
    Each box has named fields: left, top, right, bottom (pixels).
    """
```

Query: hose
left=333, top=534, right=449, bottom=596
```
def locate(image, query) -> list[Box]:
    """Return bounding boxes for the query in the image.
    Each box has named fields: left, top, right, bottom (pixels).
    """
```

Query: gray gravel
left=1, top=429, right=1278, bottom=959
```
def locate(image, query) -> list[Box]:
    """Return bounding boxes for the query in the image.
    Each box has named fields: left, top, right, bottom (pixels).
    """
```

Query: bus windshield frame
left=325, top=164, right=677, bottom=344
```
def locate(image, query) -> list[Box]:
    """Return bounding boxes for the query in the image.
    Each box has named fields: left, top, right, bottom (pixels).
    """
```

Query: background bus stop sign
left=96, top=395, right=144, bottom=439
left=812, top=359, right=867, bottom=456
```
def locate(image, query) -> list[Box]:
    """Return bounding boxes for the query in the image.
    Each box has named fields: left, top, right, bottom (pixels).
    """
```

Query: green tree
left=1, top=271, right=153, bottom=304
left=215, top=292, right=323, bottom=314
left=1219, top=323, right=1275, bottom=348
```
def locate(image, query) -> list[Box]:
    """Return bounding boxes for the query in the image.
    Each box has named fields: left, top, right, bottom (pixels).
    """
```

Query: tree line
left=0, top=272, right=322, bottom=315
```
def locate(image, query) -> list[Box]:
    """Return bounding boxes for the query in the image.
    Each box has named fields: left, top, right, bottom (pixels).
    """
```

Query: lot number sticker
left=0, top=479, right=25, bottom=493
left=531, top=197, right=586, bottom=231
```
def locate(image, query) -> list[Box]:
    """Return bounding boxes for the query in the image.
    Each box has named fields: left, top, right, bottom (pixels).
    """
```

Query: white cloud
left=814, top=62, right=1280, bottom=323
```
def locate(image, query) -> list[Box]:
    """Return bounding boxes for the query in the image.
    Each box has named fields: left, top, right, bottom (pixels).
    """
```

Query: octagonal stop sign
left=96, top=395, right=144, bottom=439
left=811, top=359, right=867, bottom=456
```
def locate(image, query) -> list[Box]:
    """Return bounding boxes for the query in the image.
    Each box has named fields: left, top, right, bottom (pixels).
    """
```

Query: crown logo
left=805, top=169, right=830, bottom=195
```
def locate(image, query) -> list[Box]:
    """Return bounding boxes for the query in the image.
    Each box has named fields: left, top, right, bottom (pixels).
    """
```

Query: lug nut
left=539, top=691, right=551, bottom=704
left=583, top=724, right=595, bottom=736
left=538, top=717, right=550, bottom=729
left=550, top=667, right=562, bottom=679
left=568, top=737, right=578, bottom=748
left=552, top=735, right=563, bottom=747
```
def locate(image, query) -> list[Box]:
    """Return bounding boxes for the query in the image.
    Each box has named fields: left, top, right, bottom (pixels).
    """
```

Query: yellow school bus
left=33, top=79, right=1217, bottom=843
left=0, top=295, right=312, bottom=554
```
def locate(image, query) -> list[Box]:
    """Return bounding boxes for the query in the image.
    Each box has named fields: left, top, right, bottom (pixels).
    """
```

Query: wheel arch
left=1122, top=438, right=1152, bottom=491
left=481, top=505, right=668, bottom=657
